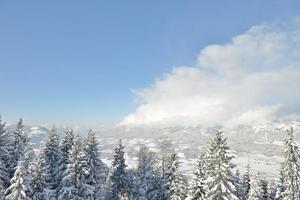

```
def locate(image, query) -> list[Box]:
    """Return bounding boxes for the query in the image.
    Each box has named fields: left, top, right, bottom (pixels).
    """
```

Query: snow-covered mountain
left=15, top=121, right=300, bottom=177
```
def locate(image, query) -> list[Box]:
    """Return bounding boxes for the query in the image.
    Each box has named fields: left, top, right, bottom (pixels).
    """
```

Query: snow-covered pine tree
left=167, top=153, right=186, bottom=200
left=282, top=127, right=300, bottom=200
left=57, top=128, right=74, bottom=191
left=267, top=180, right=277, bottom=200
left=134, top=145, right=161, bottom=200
left=242, top=163, right=251, bottom=200
left=11, top=118, right=28, bottom=172
left=58, top=135, right=93, bottom=200
left=30, top=152, right=47, bottom=200
left=188, top=152, right=206, bottom=200
left=21, top=145, right=35, bottom=198
left=5, top=153, right=32, bottom=200
left=23, top=145, right=35, bottom=177
left=234, top=169, right=245, bottom=200
left=248, top=173, right=264, bottom=200
left=60, top=128, right=74, bottom=171
left=259, top=179, right=268, bottom=200
left=158, top=137, right=174, bottom=177
left=275, top=165, right=285, bottom=200
left=107, top=140, right=131, bottom=200
left=158, top=137, right=175, bottom=200
left=0, top=116, right=13, bottom=196
left=83, top=129, right=107, bottom=200
left=42, top=126, right=61, bottom=198
left=205, top=131, right=239, bottom=200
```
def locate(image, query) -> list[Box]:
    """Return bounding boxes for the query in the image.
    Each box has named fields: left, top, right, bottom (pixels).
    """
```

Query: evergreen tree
left=11, top=118, right=28, bottom=171
left=23, top=145, right=35, bottom=177
left=189, top=152, right=206, bottom=200
left=259, top=179, right=268, bottom=200
left=0, top=116, right=13, bottom=196
left=282, top=128, right=300, bottom=200
left=57, top=128, right=74, bottom=191
left=158, top=137, right=175, bottom=200
left=42, top=126, right=61, bottom=198
left=5, top=155, right=32, bottom=200
left=242, top=163, right=251, bottom=200
left=60, top=129, right=74, bottom=172
left=267, top=180, right=277, bottom=200
left=158, top=137, right=174, bottom=177
left=58, top=135, right=93, bottom=200
left=168, top=153, right=186, bottom=200
left=134, top=145, right=161, bottom=200
left=275, top=165, right=285, bottom=200
left=30, top=152, right=47, bottom=200
left=83, top=129, right=107, bottom=200
left=107, top=140, right=131, bottom=200
left=234, top=169, right=245, bottom=200
left=205, top=131, right=239, bottom=200
left=248, top=173, right=264, bottom=200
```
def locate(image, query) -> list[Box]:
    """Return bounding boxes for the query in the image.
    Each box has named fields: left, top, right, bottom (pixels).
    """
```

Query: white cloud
left=121, top=19, right=300, bottom=127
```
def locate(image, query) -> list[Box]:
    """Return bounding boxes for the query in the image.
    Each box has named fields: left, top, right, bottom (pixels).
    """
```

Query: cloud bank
left=121, top=19, right=300, bottom=127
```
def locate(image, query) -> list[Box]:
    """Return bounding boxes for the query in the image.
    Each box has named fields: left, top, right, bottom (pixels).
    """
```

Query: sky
left=0, top=1, right=300, bottom=127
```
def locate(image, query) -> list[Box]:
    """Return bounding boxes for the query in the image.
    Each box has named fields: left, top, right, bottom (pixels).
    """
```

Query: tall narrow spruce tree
left=11, top=118, right=28, bottom=171
left=205, top=131, right=239, bottom=200
left=107, top=140, right=131, bottom=200
left=58, top=135, right=93, bottom=200
left=57, top=128, right=74, bottom=192
left=0, top=116, right=13, bottom=197
left=282, top=128, right=300, bottom=200
left=189, top=152, right=206, bottom=200
left=248, top=173, right=264, bottom=200
left=242, top=162, right=251, bottom=200
left=5, top=150, right=33, bottom=200
left=275, top=165, right=285, bottom=200
left=83, top=129, right=107, bottom=200
left=134, top=145, right=161, bottom=200
left=42, top=126, right=61, bottom=199
left=30, top=152, right=47, bottom=200
left=168, top=153, right=186, bottom=200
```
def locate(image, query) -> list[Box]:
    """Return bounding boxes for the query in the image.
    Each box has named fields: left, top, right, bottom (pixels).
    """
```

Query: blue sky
left=0, top=1, right=299, bottom=126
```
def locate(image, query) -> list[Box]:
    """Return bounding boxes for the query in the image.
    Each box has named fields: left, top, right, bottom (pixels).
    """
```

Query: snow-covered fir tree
left=107, top=140, right=131, bottom=200
left=30, top=152, right=47, bottom=200
left=60, top=128, right=74, bottom=173
left=275, top=165, right=285, bottom=200
left=234, top=169, right=245, bottom=200
left=58, top=135, right=93, bottom=200
left=267, top=180, right=277, bottom=200
left=259, top=179, right=268, bottom=200
left=282, top=128, right=300, bottom=200
left=82, top=129, right=107, bottom=200
left=5, top=154, right=32, bottom=200
left=11, top=118, right=28, bottom=171
left=188, top=152, right=206, bottom=200
left=57, top=128, right=74, bottom=192
left=23, top=145, right=35, bottom=177
left=42, top=126, right=61, bottom=199
left=158, top=137, right=175, bottom=200
left=205, top=131, right=239, bottom=200
left=0, top=116, right=12, bottom=197
left=242, top=163, right=251, bottom=200
left=248, top=173, right=264, bottom=200
left=167, top=153, right=186, bottom=200
left=134, top=145, right=161, bottom=200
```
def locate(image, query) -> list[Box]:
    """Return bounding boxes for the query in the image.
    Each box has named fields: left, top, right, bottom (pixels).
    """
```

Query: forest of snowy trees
left=0, top=116, right=300, bottom=200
